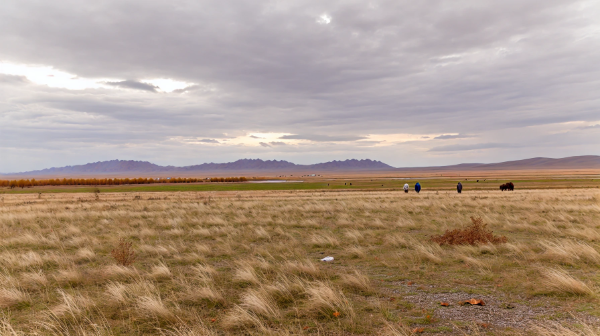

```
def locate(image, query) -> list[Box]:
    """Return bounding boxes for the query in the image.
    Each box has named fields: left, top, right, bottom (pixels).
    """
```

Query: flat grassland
left=0, top=187, right=599, bottom=335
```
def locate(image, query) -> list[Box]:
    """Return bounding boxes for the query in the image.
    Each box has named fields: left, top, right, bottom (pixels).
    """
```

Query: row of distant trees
left=0, top=177, right=248, bottom=189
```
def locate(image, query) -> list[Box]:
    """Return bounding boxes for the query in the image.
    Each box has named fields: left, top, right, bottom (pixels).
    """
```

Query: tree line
left=0, top=177, right=248, bottom=189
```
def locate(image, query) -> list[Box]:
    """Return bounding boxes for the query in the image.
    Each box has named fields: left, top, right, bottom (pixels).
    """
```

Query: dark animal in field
left=499, top=182, right=514, bottom=191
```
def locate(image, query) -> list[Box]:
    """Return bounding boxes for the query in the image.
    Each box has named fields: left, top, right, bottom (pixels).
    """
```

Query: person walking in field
left=415, top=182, right=421, bottom=193
left=457, top=182, right=463, bottom=193
left=403, top=183, right=409, bottom=193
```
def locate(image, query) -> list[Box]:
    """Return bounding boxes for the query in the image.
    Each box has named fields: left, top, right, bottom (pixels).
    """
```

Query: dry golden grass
left=0, top=188, right=599, bottom=334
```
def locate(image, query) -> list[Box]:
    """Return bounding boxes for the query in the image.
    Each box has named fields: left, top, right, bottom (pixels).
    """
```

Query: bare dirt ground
left=0, top=188, right=599, bottom=335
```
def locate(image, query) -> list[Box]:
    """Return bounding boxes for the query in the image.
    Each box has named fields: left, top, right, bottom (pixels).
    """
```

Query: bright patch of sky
left=0, top=61, right=194, bottom=92
left=317, top=14, right=331, bottom=24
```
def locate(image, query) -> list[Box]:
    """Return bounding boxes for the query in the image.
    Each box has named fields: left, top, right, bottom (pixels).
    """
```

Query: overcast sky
left=1, top=0, right=599, bottom=172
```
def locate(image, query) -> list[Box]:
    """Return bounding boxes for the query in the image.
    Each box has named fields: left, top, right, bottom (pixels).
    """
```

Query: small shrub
left=431, top=217, right=507, bottom=246
left=111, top=238, right=136, bottom=267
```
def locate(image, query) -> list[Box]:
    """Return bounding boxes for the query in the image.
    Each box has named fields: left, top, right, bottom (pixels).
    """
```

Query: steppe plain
left=1, top=171, right=599, bottom=335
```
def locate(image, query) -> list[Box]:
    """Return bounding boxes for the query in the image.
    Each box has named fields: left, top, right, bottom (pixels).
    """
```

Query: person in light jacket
left=403, top=183, right=409, bottom=193
left=457, top=182, right=463, bottom=193
left=415, top=182, right=421, bottom=193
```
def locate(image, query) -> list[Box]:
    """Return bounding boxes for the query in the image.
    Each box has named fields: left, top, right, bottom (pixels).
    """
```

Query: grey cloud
left=434, top=134, right=473, bottom=140
left=579, top=124, right=600, bottom=130
left=259, top=142, right=271, bottom=147
left=103, top=80, right=159, bottom=92
left=249, top=135, right=263, bottom=139
left=280, top=134, right=367, bottom=142
left=0, top=74, right=30, bottom=85
left=269, top=141, right=286, bottom=146
left=198, top=139, right=219, bottom=143
left=428, top=143, right=519, bottom=152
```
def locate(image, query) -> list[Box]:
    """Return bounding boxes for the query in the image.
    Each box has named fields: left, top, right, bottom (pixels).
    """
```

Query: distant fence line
left=0, top=177, right=249, bottom=189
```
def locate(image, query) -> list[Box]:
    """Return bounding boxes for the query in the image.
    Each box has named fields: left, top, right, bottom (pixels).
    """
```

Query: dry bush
left=431, top=217, right=507, bottom=246
left=306, top=281, right=355, bottom=319
left=541, top=268, right=594, bottom=296
left=111, top=238, right=136, bottom=267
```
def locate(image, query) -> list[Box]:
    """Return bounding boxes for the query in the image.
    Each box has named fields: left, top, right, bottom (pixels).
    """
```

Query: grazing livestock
left=500, top=182, right=515, bottom=191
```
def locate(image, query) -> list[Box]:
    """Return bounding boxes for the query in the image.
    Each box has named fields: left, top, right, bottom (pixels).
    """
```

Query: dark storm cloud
left=103, top=80, right=159, bottom=92
left=280, top=134, right=367, bottom=142
left=1, top=0, right=600, bottom=172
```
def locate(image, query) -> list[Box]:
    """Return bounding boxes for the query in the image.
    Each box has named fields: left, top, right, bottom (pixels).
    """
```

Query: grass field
left=1, top=187, right=599, bottom=335
left=2, top=175, right=600, bottom=194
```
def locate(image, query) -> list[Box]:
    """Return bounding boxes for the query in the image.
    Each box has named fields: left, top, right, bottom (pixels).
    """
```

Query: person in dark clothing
left=415, top=182, right=421, bottom=193
left=457, top=182, right=463, bottom=193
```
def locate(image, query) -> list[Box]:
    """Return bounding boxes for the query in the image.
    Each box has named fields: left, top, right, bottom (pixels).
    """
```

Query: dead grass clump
left=340, top=270, right=372, bottom=293
left=191, top=286, right=225, bottom=306
left=102, top=264, right=137, bottom=280
left=160, top=321, right=217, bottom=336
left=50, top=289, right=93, bottom=320
left=54, top=269, right=84, bottom=286
left=239, top=288, right=280, bottom=319
left=431, top=217, right=507, bottom=246
left=284, top=259, right=321, bottom=278
left=233, top=262, right=260, bottom=285
left=20, top=270, right=48, bottom=289
left=222, top=305, right=267, bottom=331
left=532, top=321, right=600, bottom=335
left=111, top=238, right=136, bottom=267
left=541, top=268, right=594, bottom=296
left=345, top=246, right=366, bottom=259
left=306, top=281, right=355, bottom=319
left=0, top=315, right=24, bottom=335
left=539, top=240, right=600, bottom=265
left=0, top=288, right=30, bottom=308
left=310, top=233, right=339, bottom=247
left=136, top=295, right=176, bottom=322
left=150, top=262, right=172, bottom=280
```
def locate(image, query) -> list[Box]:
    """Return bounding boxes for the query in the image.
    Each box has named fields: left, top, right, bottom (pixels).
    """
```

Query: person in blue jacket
left=457, top=182, right=463, bottom=193
left=415, top=182, right=421, bottom=193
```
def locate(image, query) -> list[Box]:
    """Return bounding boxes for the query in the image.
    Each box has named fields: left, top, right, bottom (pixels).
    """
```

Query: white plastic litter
left=320, top=256, right=334, bottom=262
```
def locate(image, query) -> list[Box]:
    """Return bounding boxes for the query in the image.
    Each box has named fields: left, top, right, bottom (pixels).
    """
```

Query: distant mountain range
left=399, top=155, right=600, bottom=171
left=5, top=158, right=393, bottom=176
left=3, top=156, right=599, bottom=177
